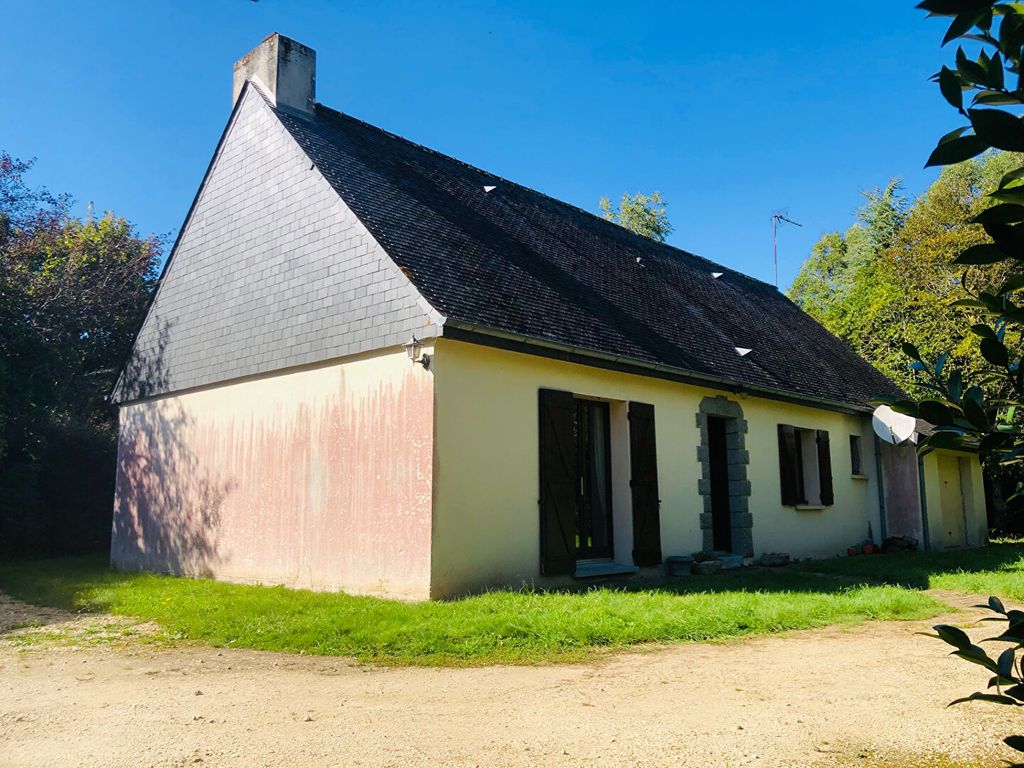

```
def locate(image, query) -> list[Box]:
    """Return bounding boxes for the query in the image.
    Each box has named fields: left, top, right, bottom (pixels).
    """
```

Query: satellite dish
left=872, top=405, right=917, bottom=445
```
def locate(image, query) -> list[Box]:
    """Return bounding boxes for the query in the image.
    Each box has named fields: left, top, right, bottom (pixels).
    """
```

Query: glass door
left=575, top=399, right=614, bottom=560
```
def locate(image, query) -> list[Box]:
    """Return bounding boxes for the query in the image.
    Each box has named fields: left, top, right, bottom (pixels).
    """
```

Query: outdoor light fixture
left=404, top=335, right=431, bottom=370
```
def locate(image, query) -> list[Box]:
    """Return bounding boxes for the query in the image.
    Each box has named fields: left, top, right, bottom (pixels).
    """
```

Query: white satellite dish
left=872, top=405, right=917, bottom=445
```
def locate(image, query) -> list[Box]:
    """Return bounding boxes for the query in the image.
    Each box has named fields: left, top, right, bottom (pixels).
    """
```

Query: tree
left=885, top=3, right=1024, bottom=470
left=0, top=153, right=161, bottom=555
left=882, top=3, right=1024, bottom=756
left=789, top=155, right=1024, bottom=393
left=599, top=190, right=673, bottom=242
left=789, top=179, right=909, bottom=378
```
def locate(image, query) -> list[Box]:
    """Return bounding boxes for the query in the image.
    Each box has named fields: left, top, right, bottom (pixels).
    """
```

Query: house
left=110, top=34, right=988, bottom=600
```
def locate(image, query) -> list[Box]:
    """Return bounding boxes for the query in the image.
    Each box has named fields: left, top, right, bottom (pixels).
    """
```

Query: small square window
left=850, top=435, right=863, bottom=476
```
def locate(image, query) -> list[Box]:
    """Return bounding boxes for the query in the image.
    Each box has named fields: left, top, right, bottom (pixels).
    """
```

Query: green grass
left=792, top=540, right=1024, bottom=600
left=0, top=556, right=940, bottom=665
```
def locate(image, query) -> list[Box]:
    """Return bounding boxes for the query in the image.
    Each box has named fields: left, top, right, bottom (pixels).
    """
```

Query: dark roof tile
left=276, top=104, right=902, bottom=409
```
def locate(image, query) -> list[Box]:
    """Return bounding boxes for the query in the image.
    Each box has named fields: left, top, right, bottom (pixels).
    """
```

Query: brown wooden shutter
left=816, top=430, right=834, bottom=506
left=778, top=424, right=799, bottom=506
left=538, top=389, right=577, bottom=575
left=629, top=401, right=662, bottom=567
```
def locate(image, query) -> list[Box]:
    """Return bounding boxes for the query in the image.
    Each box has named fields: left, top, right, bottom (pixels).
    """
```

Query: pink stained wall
left=879, top=441, right=923, bottom=544
left=111, top=350, right=434, bottom=600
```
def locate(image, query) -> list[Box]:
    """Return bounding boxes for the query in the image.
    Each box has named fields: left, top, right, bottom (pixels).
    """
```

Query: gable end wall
left=115, top=87, right=438, bottom=402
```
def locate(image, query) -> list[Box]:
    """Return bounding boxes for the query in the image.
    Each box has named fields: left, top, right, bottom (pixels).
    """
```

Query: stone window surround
left=695, top=396, right=753, bottom=556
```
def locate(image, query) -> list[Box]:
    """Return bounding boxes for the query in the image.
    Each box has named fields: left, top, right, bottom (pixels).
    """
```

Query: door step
left=573, top=562, right=640, bottom=579
left=715, top=553, right=745, bottom=570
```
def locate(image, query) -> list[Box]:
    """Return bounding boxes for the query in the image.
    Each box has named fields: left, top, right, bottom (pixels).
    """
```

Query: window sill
left=851, top=474, right=869, bottom=481
left=794, top=504, right=827, bottom=512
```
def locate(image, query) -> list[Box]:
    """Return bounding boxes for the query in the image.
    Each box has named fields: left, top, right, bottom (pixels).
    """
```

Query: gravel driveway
left=0, top=591, right=1015, bottom=767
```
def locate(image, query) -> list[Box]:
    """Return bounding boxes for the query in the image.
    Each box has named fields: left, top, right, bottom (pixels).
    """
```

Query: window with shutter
left=777, top=424, right=835, bottom=507
left=849, top=435, right=863, bottom=476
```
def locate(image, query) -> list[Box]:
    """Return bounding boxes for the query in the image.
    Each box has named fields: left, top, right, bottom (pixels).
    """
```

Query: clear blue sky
left=1, top=1, right=955, bottom=288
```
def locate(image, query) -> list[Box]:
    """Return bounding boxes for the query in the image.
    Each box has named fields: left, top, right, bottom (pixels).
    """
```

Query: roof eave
left=440, top=319, right=875, bottom=416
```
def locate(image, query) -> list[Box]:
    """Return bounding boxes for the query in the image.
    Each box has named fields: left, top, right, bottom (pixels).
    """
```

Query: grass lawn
left=0, top=556, right=941, bottom=666
left=791, top=540, right=1024, bottom=600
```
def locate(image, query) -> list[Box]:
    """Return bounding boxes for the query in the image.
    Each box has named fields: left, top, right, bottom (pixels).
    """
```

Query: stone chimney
left=232, top=33, right=316, bottom=115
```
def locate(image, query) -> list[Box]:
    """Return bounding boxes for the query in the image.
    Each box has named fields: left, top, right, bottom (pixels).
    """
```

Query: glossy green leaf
left=939, top=66, right=966, bottom=111
left=926, top=134, right=989, bottom=166
left=920, top=400, right=957, bottom=424
left=1005, top=735, right=1024, bottom=753
left=949, top=691, right=1020, bottom=705
left=964, top=397, right=990, bottom=429
left=998, top=166, right=1024, bottom=188
left=948, top=369, right=964, bottom=401
left=955, top=243, right=1008, bottom=263
left=973, top=89, right=1024, bottom=105
left=917, top=0, right=997, bottom=14
left=1001, top=274, right=1024, bottom=293
left=891, top=400, right=921, bottom=417
left=990, top=185, right=1024, bottom=204
left=999, top=647, right=1017, bottom=678
left=954, top=644, right=1001, bottom=673
left=939, top=125, right=971, bottom=144
left=982, top=336, right=1011, bottom=366
left=974, top=203, right=1024, bottom=226
left=988, top=51, right=1005, bottom=88
left=965, top=385, right=985, bottom=405
left=950, top=297, right=992, bottom=308
left=969, top=108, right=1024, bottom=151
left=936, top=623, right=973, bottom=650
left=902, top=342, right=923, bottom=360
left=956, top=47, right=994, bottom=83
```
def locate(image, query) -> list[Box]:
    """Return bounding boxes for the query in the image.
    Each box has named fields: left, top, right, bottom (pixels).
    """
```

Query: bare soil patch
left=0, top=592, right=157, bottom=648
left=0, top=592, right=1016, bottom=767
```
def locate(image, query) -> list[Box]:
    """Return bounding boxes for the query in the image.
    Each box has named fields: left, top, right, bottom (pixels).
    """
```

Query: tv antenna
left=771, top=209, right=802, bottom=288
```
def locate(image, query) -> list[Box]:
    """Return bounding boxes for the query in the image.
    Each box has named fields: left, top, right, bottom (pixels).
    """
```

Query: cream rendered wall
left=921, top=450, right=987, bottom=550
left=429, top=339, right=880, bottom=597
left=112, top=348, right=434, bottom=601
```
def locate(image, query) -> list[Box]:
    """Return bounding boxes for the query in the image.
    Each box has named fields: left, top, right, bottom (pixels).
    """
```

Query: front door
left=938, top=454, right=966, bottom=548
left=707, top=416, right=733, bottom=552
left=575, top=399, right=613, bottom=559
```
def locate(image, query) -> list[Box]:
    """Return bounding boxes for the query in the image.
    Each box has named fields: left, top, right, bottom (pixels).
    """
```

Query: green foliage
left=930, top=598, right=1024, bottom=757
left=788, top=158, right=1022, bottom=393
left=599, top=190, right=673, bottom=242
left=872, top=3, right=1024, bottom=488
left=0, top=153, right=161, bottom=555
left=893, top=2, right=1024, bottom=754
left=0, top=556, right=940, bottom=666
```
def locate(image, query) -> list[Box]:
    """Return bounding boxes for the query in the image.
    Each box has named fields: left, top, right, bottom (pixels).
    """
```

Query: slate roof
left=274, top=102, right=902, bottom=411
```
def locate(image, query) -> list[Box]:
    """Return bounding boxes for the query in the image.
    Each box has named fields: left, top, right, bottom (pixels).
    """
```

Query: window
left=777, top=425, right=834, bottom=507
left=850, top=435, right=863, bottom=476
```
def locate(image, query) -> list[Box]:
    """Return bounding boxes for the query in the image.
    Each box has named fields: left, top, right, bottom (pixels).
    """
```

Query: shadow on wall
left=111, top=321, right=234, bottom=577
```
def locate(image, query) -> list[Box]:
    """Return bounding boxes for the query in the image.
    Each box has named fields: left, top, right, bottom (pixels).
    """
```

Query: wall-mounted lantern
left=404, top=335, right=431, bottom=370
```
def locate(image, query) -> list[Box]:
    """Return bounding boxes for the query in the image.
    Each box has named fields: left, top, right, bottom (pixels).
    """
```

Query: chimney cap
left=232, top=33, right=316, bottom=115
